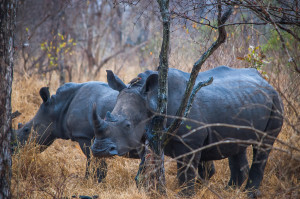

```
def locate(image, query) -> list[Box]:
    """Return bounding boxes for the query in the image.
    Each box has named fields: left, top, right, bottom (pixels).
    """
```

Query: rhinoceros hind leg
left=177, top=159, right=198, bottom=197
left=244, top=147, right=270, bottom=197
left=198, top=161, right=215, bottom=181
left=245, top=99, right=283, bottom=197
left=228, top=149, right=249, bottom=187
left=176, top=148, right=201, bottom=196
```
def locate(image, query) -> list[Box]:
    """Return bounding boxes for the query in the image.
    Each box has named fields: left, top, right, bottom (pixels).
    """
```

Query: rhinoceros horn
left=105, top=111, right=118, bottom=122
left=92, top=103, right=108, bottom=133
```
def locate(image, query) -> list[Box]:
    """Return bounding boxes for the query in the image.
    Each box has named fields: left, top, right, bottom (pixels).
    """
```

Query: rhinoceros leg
left=198, top=161, right=215, bottom=181
left=176, top=147, right=201, bottom=196
left=228, top=149, right=249, bottom=187
left=244, top=146, right=272, bottom=198
left=77, top=138, right=107, bottom=183
left=245, top=143, right=275, bottom=198
left=245, top=101, right=283, bottom=198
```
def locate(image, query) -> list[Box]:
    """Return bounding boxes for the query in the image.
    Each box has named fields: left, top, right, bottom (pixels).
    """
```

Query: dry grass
left=11, top=64, right=300, bottom=199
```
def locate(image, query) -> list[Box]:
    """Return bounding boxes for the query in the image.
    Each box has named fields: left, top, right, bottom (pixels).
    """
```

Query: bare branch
left=93, top=41, right=148, bottom=78
left=227, top=0, right=300, bottom=42
left=165, top=3, right=233, bottom=140
left=172, top=139, right=300, bottom=162
left=256, top=2, right=300, bottom=73
left=184, top=77, right=214, bottom=119
left=27, top=14, right=51, bottom=41
left=93, top=48, right=125, bottom=78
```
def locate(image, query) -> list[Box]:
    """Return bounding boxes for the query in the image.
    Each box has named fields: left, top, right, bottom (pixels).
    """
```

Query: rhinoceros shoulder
left=50, top=82, right=86, bottom=103
left=56, top=82, right=84, bottom=95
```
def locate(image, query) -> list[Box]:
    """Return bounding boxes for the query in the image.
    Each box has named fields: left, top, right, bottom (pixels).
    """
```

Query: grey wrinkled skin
left=16, top=81, right=120, bottom=182
left=92, top=66, right=284, bottom=197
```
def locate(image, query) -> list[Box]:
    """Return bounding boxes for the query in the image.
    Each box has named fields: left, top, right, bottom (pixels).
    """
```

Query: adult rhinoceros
left=91, top=66, right=284, bottom=197
left=16, top=81, right=119, bottom=182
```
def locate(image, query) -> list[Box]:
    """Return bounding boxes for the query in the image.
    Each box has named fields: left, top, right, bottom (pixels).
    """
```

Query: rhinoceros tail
left=92, top=103, right=108, bottom=134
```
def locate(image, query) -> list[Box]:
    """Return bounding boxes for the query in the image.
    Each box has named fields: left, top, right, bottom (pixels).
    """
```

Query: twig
left=93, top=41, right=148, bottom=78
left=257, top=1, right=300, bottom=73
left=165, top=3, right=233, bottom=141
left=11, top=111, right=21, bottom=119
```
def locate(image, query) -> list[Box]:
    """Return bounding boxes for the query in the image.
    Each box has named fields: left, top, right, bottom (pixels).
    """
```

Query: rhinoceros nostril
left=24, top=127, right=30, bottom=134
left=109, top=145, right=116, bottom=151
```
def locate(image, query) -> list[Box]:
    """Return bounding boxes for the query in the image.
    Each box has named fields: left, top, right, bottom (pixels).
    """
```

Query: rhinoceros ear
left=106, top=70, right=127, bottom=92
left=39, top=87, right=50, bottom=103
left=142, top=73, right=158, bottom=94
left=141, top=74, right=158, bottom=111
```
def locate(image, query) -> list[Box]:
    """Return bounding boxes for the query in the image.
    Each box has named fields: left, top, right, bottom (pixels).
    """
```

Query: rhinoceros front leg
left=77, top=138, right=107, bottom=183
left=177, top=150, right=201, bottom=196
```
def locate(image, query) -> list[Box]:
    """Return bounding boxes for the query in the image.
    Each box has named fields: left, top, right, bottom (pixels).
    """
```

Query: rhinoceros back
left=64, top=82, right=118, bottom=140
left=48, top=82, right=117, bottom=140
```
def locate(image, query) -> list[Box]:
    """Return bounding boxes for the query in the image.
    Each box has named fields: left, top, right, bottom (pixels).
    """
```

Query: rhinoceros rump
left=91, top=66, right=283, bottom=197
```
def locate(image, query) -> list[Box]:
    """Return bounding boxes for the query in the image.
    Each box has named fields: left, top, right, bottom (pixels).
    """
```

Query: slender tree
left=135, top=0, right=170, bottom=195
left=136, top=0, right=232, bottom=196
left=0, top=0, right=17, bottom=198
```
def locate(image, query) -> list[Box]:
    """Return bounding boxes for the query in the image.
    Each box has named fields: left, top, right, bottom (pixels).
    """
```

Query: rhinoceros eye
left=124, top=120, right=131, bottom=129
left=24, top=127, right=30, bottom=134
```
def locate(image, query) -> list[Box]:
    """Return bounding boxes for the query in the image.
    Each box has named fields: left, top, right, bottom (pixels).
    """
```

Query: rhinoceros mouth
left=91, top=139, right=119, bottom=158
left=117, top=151, right=130, bottom=157
left=92, top=149, right=118, bottom=158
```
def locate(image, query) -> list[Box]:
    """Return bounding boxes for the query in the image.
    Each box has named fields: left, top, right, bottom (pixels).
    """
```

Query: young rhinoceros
left=16, top=81, right=118, bottom=182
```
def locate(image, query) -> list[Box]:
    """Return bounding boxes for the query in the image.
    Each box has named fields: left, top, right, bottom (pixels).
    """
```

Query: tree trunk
left=59, top=12, right=66, bottom=86
left=135, top=0, right=170, bottom=196
left=0, top=0, right=17, bottom=198
left=59, top=39, right=65, bottom=85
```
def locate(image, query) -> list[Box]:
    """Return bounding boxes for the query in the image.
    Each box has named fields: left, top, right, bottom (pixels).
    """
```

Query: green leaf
left=186, top=125, right=192, bottom=130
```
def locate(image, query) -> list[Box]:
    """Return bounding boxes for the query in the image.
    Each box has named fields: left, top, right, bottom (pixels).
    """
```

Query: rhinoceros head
left=16, top=87, right=56, bottom=147
left=91, top=70, right=158, bottom=157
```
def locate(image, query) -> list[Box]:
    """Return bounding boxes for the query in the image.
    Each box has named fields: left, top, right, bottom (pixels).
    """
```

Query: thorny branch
left=230, top=0, right=300, bottom=42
